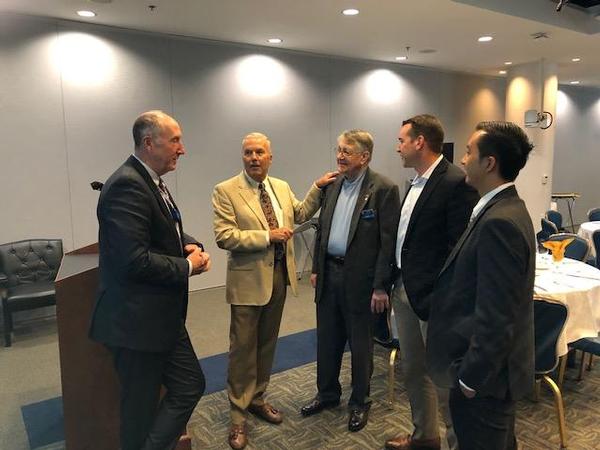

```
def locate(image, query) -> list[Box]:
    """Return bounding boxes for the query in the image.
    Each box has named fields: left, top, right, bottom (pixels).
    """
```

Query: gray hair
left=132, top=110, right=173, bottom=149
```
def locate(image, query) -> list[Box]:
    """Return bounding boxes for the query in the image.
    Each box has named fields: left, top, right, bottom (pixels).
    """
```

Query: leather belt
left=326, top=254, right=345, bottom=264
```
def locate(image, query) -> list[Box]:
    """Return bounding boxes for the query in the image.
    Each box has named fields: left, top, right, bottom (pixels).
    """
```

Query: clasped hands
left=185, top=244, right=211, bottom=275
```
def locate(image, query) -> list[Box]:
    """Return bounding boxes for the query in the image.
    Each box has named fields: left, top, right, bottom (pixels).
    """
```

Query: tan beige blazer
left=212, top=172, right=321, bottom=305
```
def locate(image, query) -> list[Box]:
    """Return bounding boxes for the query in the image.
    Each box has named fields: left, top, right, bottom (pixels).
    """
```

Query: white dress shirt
left=395, top=154, right=444, bottom=268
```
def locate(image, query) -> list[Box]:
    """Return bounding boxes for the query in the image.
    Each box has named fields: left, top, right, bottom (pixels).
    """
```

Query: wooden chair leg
left=558, top=355, right=567, bottom=388
left=577, top=351, right=586, bottom=381
left=533, top=377, right=541, bottom=402
left=542, top=374, right=568, bottom=449
left=588, top=354, right=594, bottom=371
left=388, top=348, right=398, bottom=405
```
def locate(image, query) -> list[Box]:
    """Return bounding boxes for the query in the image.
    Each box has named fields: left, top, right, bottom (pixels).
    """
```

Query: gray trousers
left=392, top=278, right=458, bottom=450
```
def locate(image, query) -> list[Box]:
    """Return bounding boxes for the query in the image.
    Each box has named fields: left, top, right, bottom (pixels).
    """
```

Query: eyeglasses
left=334, top=146, right=364, bottom=157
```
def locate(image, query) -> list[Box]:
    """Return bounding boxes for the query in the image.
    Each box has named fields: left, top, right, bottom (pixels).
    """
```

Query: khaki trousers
left=227, top=260, right=287, bottom=424
left=392, top=278, right=458, bottom=450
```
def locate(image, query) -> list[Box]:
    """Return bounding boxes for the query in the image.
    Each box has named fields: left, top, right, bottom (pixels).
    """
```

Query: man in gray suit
left=300, top=129, right=400, bottom=432
left=427, top=121, right=536, bottom=450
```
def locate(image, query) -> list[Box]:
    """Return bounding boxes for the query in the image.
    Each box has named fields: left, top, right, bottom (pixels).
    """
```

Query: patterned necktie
left=258, top=182, right=285, bottom=260
left=158, top=179, right=183, bottom=248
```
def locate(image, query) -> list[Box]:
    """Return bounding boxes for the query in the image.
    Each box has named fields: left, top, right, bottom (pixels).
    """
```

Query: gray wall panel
left=0, top=15, right=72, bottom=247
left=0, top=13, right=509, bottom=291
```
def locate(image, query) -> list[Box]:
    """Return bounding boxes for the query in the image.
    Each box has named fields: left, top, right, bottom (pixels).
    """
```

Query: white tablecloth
left=577, top=221, right=600, bottom=258
left=535, top=253, right=600, bottom=355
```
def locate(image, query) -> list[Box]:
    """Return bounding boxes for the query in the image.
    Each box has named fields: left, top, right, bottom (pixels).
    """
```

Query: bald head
left=133, top=110, right=178, bottom=150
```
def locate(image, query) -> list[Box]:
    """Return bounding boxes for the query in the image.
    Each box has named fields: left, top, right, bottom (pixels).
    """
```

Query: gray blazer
left=426, top=185, right=535, bottom=400
left=312, top=167, right=400, bottom=313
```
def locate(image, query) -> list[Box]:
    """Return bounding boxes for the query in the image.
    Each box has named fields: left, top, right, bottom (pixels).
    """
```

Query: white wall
left=0, top=13, right=506, bottom=290
left=554, top=85, right=600, bottom=227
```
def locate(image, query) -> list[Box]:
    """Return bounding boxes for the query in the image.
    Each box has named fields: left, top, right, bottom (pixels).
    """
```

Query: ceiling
left=2, top=0, right=600, bottom=87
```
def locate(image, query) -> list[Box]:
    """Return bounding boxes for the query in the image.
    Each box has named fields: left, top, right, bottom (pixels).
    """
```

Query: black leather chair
left=0, top=239, right=63, bottom=347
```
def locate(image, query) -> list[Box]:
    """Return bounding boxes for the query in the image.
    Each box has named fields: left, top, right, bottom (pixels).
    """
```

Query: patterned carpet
left=188, top=346, right=600, bottom=450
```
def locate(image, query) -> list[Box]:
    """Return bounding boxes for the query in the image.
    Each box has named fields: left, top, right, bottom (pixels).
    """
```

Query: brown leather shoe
left=248, top=402, right=283, bottom=424
left=384, top=434, right=441, bottom=450
left=228, top=423, right=247, bottom=449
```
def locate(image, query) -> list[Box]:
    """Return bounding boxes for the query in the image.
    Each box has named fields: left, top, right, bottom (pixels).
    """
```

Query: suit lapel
left=347, top=168, right=373, bottom=247
left=439, top=185, right=517, bottom=275
left=127, top=156, right=182, bottom=253
left=404, top=158, right=448, bottom=239
left=236, top=172, right=269, bottom=230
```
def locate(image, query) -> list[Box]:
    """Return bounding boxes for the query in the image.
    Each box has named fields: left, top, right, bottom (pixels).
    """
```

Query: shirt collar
left=343, top=167, right=367, bottom=187
left=471, top=182, right=515, bottom=220
left=133, top=154, right=160, bottom=186
left=243, top=170, right=269, bottom=189
left=413, top=154, right=443, bottom=185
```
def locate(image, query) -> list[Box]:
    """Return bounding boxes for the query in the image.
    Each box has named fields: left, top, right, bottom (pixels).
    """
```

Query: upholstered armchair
left=0, top=239, right=63, bottom=346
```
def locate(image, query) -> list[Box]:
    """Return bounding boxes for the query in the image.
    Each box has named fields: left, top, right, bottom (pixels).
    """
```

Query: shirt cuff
left=187, top=259, right=193, bottom=277
left=459, top=379, right=476, bottom=394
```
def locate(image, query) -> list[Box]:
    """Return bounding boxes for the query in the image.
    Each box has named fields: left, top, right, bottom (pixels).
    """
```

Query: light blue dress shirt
left=327, top=170, right=367, bottom=256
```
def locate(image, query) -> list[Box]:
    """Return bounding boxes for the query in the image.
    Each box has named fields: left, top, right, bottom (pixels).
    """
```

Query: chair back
left=539, top=218, right=559, bottom=243
left=588, top=207, right=600, bottom=222
left=546, top=210, right=563, bottom=230
left=0, top=239, right=63, bottom=288
left=593, top=230, right=600, bottom=268
left=547, top=233, right=590, bottom=261
left=534, top=298, right=568, bottom=374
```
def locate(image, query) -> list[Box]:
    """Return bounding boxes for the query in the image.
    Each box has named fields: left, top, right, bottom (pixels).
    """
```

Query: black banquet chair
left=546, top=210, right=564, bottom=231
left=533, top=297, right=569, bottom=450
left=373, top=308, right=401, bottom=404
left=0, top=239, right=63, bottom=347
left=587, top=207, right=600, bottom=222
left=537, top=217, right=559, bottom=245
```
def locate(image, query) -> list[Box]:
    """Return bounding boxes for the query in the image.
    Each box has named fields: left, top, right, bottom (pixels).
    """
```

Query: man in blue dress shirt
left=300, top=129, right=400, bottom=432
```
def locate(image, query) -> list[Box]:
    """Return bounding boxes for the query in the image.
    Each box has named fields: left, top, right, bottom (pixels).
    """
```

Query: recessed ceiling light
left=395, top=56, right=407, bottom=61
left=570, top=80, right=580, bottom=85
left=267, top=38, right=283, bottom=44
left=571, top=57, right=581, bottom=62
left=478, top=36, right=493, bottom=42
left=504, top=61, right=512, bottom=65
left=342, top=8, right=359, bottom=16
left=499, top=70, right=507, bottom=75
left=77, top=10, right=96, bottom=17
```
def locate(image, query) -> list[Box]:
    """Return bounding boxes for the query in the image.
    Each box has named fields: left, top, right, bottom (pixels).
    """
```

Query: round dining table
left=577, top=221, right=600, bottom=258
left=535, top=253, right=600, bottom=356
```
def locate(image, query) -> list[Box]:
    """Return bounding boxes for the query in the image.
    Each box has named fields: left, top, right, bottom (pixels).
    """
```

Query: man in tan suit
left=212, top=132, right=337, bottom=449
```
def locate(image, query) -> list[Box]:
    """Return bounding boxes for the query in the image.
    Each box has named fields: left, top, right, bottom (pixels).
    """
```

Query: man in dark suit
left=300, top=129, right=400, bottom=432
left=89, top=110, right=211, bottom=450
left=426, top=121, right=536, bottom=450
left=385, top=115, right=478, bottom=450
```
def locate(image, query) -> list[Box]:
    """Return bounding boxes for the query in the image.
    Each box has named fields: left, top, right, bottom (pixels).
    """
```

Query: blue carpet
left=21, top=328, right=318, bottom=449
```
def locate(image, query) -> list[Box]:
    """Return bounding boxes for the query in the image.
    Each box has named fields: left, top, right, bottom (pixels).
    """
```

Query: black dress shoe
left=348, top=404, right=370, bottom=432
left=300, top=397, right=340, bottom=417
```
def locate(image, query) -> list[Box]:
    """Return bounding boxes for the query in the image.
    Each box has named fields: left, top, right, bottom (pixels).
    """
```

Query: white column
left=505, top=60, right=557, bottom=230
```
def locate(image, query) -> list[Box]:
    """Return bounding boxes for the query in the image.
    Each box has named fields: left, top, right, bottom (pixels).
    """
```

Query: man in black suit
left=89, top=110, right=211, bottom=450
left=300, top=129, right=400, bottom=432
left=426, top=121, right=536, bottom=450
left=385, top=115, right=478, bottom=450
